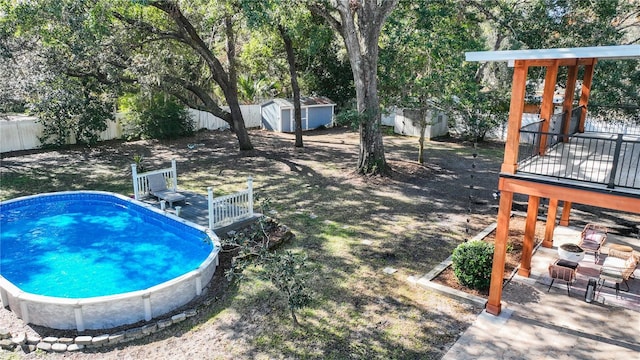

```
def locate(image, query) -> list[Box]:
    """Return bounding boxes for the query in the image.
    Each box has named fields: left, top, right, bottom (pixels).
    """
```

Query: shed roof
left=466, top=45, right=640, bottom=63
left=263, top=96, right=336, bottom=108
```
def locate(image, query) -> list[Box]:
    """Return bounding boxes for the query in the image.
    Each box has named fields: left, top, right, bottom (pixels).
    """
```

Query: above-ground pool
left=0, top=191, right=220, bottom=331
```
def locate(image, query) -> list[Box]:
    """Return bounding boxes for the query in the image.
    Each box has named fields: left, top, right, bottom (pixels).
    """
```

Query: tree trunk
left=224, top=15, right=253, bottom=150
left=418, top=112, right=426, bottom=164
left=290, top=308, right=299, bottom=327
left=227, top=94, right=253, bottom=150
left=348, top=22, right=388, bottom=175
left=279, top=25, right=303, bottom=148
left=310, top=0, right=398, bottom=175
left=150, top=1, right=253, bottom=151
left=356, top=87, right=387, bottom=174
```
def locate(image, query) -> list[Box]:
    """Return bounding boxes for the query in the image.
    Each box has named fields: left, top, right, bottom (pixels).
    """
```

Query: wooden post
left=560, top=201, right=572, bottom=226
left=171, top=159, right=178, bottom=191
left=579, top=60, right=597, bottom=133
left=561, top=65, right=579, bottom=140
left=519, top=196, right=540, bottom=277
left=538, top=61, right=559, bottom=156
left=131, top=163, right=139, bottom=200
left=543, top=198, right=559, bottom=248
left=486, top=191, right=513, bottom=316
left=247, top=176, right=254, bottom=216
left=501, top=61, right=529, bottom=174
left=207, top=187, right=214, bottom=230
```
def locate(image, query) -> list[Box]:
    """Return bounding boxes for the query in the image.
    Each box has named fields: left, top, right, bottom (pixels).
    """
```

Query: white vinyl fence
left=189, top=105, right=261, bottom=130
left=0, top=105, right=262, bottom=153
left=207, top=177, right=254, bottom=230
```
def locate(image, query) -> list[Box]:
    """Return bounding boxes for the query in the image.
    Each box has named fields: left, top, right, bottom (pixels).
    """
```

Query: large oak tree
left=309, top=0, right=399, bottom=175
left=4, top=0, right=254, bottom=150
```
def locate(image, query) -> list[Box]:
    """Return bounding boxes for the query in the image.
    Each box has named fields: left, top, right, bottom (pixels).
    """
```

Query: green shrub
left=121, top=93, right=194, bottom=140
left=451, top=241, right=494, bottom=290
left=334, top=108, right=363, bottom=130
left=31, top=77, right=113, bottom=148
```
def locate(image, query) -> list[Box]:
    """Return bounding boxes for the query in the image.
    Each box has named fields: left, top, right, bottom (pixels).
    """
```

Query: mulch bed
left=431, top=216, right=546, bottom=297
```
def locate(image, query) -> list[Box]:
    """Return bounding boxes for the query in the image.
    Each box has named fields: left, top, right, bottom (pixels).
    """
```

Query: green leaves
left=451, top=241, right=495, bottom=291
left=379, top=1, right=485, bottom=109
left=223, top=196, right=312, bottom=326
left=120, top=93, right=195, bottom=140
left=31, top=76, right=114, bottom=147
left=260, top=250, right=312, bottom=325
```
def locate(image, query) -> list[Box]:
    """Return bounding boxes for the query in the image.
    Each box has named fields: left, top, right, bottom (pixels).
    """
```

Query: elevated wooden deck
left=516, top=132, right=640, bottom=196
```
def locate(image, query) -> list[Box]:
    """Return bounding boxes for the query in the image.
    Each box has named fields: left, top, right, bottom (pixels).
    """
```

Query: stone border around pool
left=0, top=302, right=206, bottom=354
left=407, top=213, right=545, bottom=309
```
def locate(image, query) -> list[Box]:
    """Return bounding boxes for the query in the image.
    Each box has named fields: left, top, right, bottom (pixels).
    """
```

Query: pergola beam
left=499, top=177, right=640, bottom=213
left=579, top=62, right=596, bottom=132
left=538, top=60, right=559, bottom=155
left=500, top=61, right=528, bottom=174
left=561, top=66, right=579, bottom=139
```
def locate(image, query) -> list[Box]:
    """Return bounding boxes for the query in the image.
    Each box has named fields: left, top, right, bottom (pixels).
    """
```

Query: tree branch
left=307, top=2, right=343, bottom=34
left=151, top=0, right=230, bottom=90
left=463, top=0, right=518, bottom=42
left=373, top=0, right=400, bottom=27
left=163, top=75, right=232, bottom=123
left=111, top=11, right=184, bottom=43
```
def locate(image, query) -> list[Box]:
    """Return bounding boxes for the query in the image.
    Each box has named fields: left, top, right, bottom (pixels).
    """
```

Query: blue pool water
left=0, top=192, right=213, bottom=298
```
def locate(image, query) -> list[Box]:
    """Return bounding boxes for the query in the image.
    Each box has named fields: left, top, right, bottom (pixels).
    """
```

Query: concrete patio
left=443, top=226, right=640, bottom=359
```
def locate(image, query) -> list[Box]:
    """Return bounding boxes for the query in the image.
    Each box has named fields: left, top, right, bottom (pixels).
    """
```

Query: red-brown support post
left=560, top=201, right=572, bottom=226
left=486, top=190, right=514, bottom=316
left=519, top=196, right=540, bottom=277
left=501, top=61, right=529, bottom=174
left=578, top=60, right=597, bottom=133
left=561, top=65, right=579, bottom=141
left=543, top=198, right=559, bottom=248
left=538, top=61, right=559, bottom=155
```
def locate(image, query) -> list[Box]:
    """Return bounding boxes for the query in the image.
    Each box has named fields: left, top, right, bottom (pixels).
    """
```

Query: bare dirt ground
left=1, top=127, right=639, bottom=359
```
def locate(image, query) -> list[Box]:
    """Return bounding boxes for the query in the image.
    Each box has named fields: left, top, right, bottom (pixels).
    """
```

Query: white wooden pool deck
left=141, top=191, right=262, bottom=237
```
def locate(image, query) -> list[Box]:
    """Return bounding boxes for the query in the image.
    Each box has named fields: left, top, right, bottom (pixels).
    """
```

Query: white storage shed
left=393, top=108, right=449, bottom=139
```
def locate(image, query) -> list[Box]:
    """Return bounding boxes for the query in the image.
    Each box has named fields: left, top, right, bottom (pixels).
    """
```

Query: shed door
left=289, top=107, right=309, bottom=131
left=302, top=108, right=309, bottom=130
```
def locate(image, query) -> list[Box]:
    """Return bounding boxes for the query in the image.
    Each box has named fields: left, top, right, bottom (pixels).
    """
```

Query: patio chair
left=578, top=223, right=607, bottom=263
left=147, top=173, right=186, bottom=208
left=598, top=249, right=638, bottom=296
left=548, top=259, right=579, bottom=296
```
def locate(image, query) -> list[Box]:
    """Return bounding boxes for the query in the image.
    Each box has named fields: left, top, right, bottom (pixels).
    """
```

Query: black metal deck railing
left=517, top=131, right=640, bottom=190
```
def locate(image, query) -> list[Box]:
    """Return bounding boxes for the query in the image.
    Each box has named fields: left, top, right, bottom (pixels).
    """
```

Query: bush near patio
left=451, top=241, right=495, bottom=290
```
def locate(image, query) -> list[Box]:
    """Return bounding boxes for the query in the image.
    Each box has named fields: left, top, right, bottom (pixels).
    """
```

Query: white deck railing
left=131, top=159, right=179, bottom=200
left=208, top=177, right=254, bottom=229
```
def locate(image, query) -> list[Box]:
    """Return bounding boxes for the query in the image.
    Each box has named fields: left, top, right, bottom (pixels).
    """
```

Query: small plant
left=451, top=241, right=494, bottom=290
left=133, top=154, right=145, bottom=172
left=506, top=242, right=514, bottom=253
left=259, top=250, right=312, bottom=326
left=223, top=196, right=311, bottom=326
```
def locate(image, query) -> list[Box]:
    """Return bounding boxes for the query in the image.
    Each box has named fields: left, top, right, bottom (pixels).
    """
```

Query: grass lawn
left=1, top=127, right=507, bottom=359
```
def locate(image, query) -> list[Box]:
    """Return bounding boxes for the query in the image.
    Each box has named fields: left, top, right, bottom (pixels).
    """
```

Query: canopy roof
left=466, top=45, right=640, bottom=63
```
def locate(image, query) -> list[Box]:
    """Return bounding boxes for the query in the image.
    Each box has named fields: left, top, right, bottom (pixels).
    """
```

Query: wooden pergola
left=465, top=45, right=640, bottom=315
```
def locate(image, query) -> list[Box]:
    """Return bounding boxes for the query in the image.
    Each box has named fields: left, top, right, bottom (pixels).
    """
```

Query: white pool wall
left=0, top=191, right=221, bottom=331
